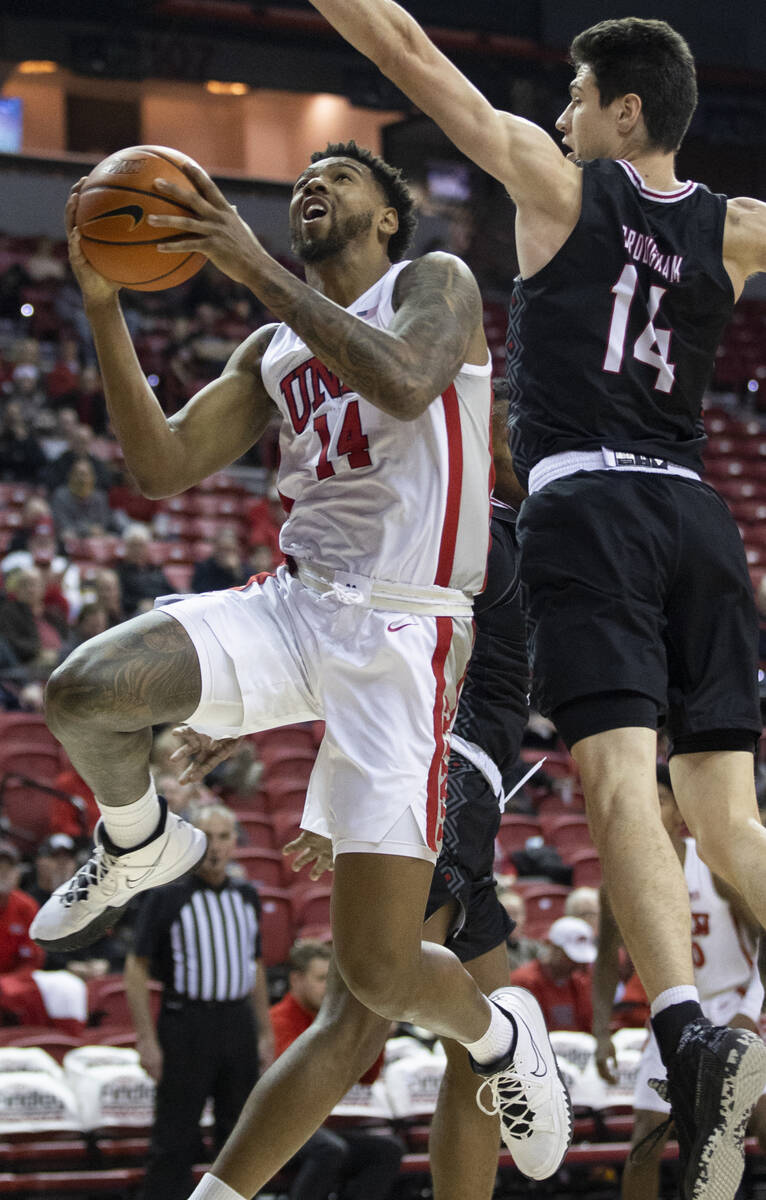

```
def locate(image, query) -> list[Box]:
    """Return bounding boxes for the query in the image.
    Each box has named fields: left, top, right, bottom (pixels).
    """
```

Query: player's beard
left=292, top=208, right=375, bottom=263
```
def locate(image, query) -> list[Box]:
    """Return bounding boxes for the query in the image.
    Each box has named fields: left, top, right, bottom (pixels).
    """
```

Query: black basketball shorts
left=516, top=471, right=762, bottom=747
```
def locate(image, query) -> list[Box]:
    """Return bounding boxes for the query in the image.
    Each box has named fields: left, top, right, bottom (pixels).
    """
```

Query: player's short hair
left=570, top=18, right=698, bottom=153
left=288, top=939, right=332, bottom=974
left=309, top=139, right=417, bottom=262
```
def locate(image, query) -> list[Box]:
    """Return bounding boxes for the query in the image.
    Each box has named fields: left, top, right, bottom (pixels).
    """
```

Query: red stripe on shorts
left=426, top=616, right=454, bottom=852
left=434, top=384, right=463, bottom=587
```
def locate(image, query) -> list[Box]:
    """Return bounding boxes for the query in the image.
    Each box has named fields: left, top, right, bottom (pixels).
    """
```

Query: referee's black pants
left=287, top=1126, right=404, bottom=1200
left=143, top=998, right=259, bottom=1200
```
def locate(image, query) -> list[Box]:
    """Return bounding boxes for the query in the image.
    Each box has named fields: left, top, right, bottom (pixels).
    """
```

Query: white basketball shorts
left=633, top=973, right=766, bottom=1112
left=156, top=566, right=473, bottom=863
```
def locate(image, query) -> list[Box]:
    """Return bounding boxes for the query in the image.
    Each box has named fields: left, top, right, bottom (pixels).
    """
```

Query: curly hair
left=571, top=18, right=698, bottom=153
left=309, top=140, right=417, bottom=262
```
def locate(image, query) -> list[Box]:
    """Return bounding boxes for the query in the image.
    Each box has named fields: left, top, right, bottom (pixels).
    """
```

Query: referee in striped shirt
left=125, top=803, right=273, bottom=1200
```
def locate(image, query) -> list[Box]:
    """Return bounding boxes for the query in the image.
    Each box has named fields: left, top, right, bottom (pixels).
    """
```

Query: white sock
left=650, top=985, right=701, bottom=1018
left=186, top=1174, right=246, bottom=1200
left=462, top=999, right=515, bottom=1066
left=98, top=780, right=162, bottom=849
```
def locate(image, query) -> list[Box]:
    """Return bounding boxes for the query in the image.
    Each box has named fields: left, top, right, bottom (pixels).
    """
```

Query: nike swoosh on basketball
left=87, top=204, right=144, bottom=231
left=387, top=620, right=415, bottom=632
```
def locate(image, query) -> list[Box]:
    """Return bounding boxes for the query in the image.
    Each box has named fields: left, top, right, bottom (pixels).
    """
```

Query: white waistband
left=528, top=448, right=701, bottom=494
left=450, top=736, right=548, bottom=812
left=295, top=560, right=474, bottom=617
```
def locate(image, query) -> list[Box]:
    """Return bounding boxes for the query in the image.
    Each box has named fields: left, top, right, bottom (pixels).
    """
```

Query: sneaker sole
left=690, top=1032, right=766, bottom=1200
left=494, top=986, right=574, bottom=1179
left=32, top=833, right=207, bottom=953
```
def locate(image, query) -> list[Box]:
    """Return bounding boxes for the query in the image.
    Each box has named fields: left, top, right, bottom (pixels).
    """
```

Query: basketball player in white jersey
left=34, top=142, right=572, bottom=1189
left=594, top=765, right=766, bottom=1199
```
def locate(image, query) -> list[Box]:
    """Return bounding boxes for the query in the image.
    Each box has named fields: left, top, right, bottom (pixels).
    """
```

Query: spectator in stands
left=0, top=398, right=48, bottom=482
left=72, top=364, right=108, bottom=434
left=564, top=886, right=600, bottom=935
left=115, top=523, right=173, bottom=617
left=509, top=915, right=596, bottom=1032
left=4, top=496, right=57, bottom=554
left=109, top=466, right=160, bottom=530
left=124, top=803, right=273, bottom=1200
left=499, top=886, right=542, bottom=971
left=91, top=567, right=125, bottom=627
left=24, top=834, right=78, bottom=909
left=248, top=542, right=276, bottom=574
left=24, top=235, right=66, bottom=284
left=3, top=527, right=77, bottom=629
left=51, top=762, right=99, bottom=841
left=46, top=422, right=112, bottom=491
left=270, top=940, right=403, bottom=1200
left=46, top=335, right=82, bottom=406
left=192, top=526, right=248, bottom=593
left=0, top=566, right=63, bottom=673
left=38, top=406, right=80, bottom=464
left=153, top=771, right=215, bottom=821
left=246, top=481, right=286, bottom=563
left=0, top=840, right=44, bottom=980
left=58, top=601, right=108, bottom=660
left=50, top=457, right=114, bottom=538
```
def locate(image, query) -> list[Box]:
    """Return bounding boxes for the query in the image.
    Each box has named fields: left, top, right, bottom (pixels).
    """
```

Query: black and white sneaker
left=664, top=1017, right=766, bottom=1200
left=30, top=796, right=206, bottom=952
left=471, top=986, right=573, bottom=1180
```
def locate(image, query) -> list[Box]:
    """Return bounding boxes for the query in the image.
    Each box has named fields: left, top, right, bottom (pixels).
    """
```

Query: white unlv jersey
left=260, top=261, right=493, bottom=595
left=685, top=838, right=758, bottom=1000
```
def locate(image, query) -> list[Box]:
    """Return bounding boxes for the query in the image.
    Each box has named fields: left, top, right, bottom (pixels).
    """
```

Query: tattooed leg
left=45, top=611, right=201, bottom=807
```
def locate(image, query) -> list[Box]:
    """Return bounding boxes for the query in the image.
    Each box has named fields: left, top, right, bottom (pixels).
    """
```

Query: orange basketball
left=75, top=145, right=206, bottom=292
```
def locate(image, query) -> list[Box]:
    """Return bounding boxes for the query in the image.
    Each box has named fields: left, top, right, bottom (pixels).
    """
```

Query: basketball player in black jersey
left=306, top=5, right=766, bottom=1197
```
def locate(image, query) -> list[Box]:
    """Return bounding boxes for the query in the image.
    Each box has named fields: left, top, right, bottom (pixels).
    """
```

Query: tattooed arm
left=151, top=164, right=487, bottom=420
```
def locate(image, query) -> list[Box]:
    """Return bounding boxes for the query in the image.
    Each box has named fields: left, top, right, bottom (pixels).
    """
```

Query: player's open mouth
left=302, top=198, right=329, bottom=223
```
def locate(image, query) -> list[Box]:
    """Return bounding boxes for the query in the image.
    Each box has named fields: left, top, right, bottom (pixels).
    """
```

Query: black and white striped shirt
left=133, top=876, right=263, bottom=1003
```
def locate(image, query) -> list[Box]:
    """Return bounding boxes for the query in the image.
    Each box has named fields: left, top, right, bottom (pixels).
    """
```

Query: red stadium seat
left=270, top=811, right=303, bottom=853
left=291, top=883, right=332, bottom=931
left=257, top=888, right=295, bottom=965
left=545, top=814, right=593, bottom=857
left=0, top=744, right=62, bottom=785
left=0, top=1029, right=83, bottom=1062
left=0, top=714, right=60, bottom=753
left=232, top=847, right=285, bottom=888
left=495, top=815, right=543, bottom=858
left=88, top=977, right=161, bottom=1029
left=570, top=848, right=603, bottom=888
left=514, top=882, right=571, bottom=938
left=235, top=813, right=276, bottom=851
left=0, top=779, right=82, bottom=850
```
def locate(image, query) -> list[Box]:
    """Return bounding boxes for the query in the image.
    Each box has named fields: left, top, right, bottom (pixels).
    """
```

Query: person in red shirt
left=509, top=916, right=596, bottom=1033
left=270, top=940, right=402, bottom=1200
left=0, top=840, right=43, bottom=976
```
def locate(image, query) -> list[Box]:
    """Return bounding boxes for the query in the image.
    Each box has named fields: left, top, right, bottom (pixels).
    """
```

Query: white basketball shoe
left=472, top=986, right=573, bottom=1180
left=31, top=796, right=206, bottom=951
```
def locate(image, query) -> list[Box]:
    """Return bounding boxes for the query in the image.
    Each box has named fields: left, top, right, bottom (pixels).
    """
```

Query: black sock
left=651, top=1000, right=704, bottom=1066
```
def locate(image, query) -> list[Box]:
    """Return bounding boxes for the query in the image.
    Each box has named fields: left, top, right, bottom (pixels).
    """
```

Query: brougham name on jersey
left=622, top=225, right=683, bottom=283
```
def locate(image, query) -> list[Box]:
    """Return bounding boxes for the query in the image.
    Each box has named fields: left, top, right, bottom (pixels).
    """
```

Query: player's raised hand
left=66, top=180, right=122, bottom=306
left=149, top=161, right=265, bottom=286
left=283, top=830, right=334, bottom=880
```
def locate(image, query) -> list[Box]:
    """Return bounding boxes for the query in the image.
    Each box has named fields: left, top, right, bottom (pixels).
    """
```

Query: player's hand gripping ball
left=75, top=145, right=206, bottom=291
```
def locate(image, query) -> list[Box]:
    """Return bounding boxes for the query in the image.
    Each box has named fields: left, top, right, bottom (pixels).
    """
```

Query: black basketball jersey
left=507, top=157, right=734, bottom=488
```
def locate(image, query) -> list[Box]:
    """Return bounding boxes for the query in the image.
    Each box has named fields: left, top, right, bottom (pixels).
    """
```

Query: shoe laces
left=476, top=1071, right=552, bottom=1138
left=62, top=843, right=119, bottom=907
left=629, top=1082, right=675, bottom=1165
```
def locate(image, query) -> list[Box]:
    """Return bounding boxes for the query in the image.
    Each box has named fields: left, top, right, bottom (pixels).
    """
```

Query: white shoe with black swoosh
left=30, top=796, right=206, bottom=952
left=471, top=986, right=573, bottom=1180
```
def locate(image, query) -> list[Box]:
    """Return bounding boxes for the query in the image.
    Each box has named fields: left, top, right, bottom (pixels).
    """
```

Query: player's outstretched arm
left=155, top=165, right=484, bottom=420
left=307, top=0, right=573, bottom=209
left=724, top=196, right=766, bottom=299
left=67, top=175, right=277, bottom=498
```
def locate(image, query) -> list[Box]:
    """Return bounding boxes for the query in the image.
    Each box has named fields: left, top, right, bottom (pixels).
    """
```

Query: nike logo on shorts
left=387, top=620, right=415, bottom=633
